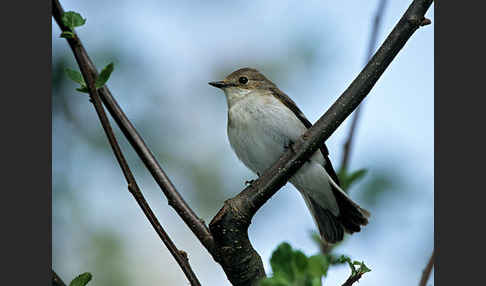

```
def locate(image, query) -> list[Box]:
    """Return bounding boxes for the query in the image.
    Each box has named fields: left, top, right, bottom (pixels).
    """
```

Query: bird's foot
left=284, top=140, right=295, bottom=153
left=245, top=173, right=260, bottom=186
left=245, top=179, right=255, bottom=186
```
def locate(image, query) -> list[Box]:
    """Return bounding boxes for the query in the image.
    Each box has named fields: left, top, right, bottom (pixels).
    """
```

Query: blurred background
left=52, top=0, right=434, bottom=285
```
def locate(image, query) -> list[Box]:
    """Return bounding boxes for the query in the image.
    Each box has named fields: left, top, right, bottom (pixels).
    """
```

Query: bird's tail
left=302, top=186, right=370, bottom=243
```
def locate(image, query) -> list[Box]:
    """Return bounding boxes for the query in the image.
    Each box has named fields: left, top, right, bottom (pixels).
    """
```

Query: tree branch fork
left=52, top=0, right=433, bottom=285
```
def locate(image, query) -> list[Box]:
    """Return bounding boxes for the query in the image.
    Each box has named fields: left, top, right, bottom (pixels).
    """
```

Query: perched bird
left=209, top=67, right=369, bottom=243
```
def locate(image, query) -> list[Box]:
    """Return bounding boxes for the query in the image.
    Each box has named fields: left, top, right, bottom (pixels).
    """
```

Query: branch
left=340, top=0, right=388, bottom=172
left=52, top=2, right=201, bottom=285
left=52, top=0, right=215, bottom=255
left=341, top=273, right=364, bottom=286
left=209, top=0, right=432, bottom=284
left=52, top=269, right=67, bottom=286
left=419, top=249, right=435, bottom=286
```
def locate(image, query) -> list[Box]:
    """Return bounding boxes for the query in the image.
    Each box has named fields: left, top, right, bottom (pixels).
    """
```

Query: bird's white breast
left=227, top=93, right=308, bottom=174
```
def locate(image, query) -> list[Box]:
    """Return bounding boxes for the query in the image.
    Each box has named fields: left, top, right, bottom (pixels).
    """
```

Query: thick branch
left=209, top=0, right=433, bottom=285
left=52, top=0, right=215, bottom=255
left=52, top=269, right=67, bottom=286
left=340, top=0, right=388, bottom=172
left=53, top=1, right=201, bottom=285
left=419, top=249, right=434, bottom=286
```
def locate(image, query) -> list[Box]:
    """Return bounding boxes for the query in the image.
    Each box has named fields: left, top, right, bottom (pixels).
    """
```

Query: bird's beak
left=208, top=81, right=231, bottom=89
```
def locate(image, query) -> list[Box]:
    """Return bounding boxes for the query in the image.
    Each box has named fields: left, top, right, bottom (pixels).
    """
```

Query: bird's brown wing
left=269, top=87, right=342, bottom=186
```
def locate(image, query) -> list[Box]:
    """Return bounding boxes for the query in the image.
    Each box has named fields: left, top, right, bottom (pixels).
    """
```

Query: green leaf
left=95, top=62, right=114, bottom=88
left=309, top=254, right=331, bottom=276
left=265, top=242, right=330, bottom=286
left=270, top=242, right=294, bottom=281
left=65, top=62, right=114, bottom=94
left=338, top=168, right=368, bottom=191
left=347, top=169, right=367, bottom=185
left=308, top=255, right=329, bottom=277
left=60, top=31, right=75, bottom=39
left=265, top=242, right=369, bottom=286
left=335, top=255, right=357, bottom=274
left=259, top=275, right=290, bottom=286
left=76, top=86, right=90, bottom=93
left=356, top=261, right=371, bottom=274
left=62, top=11, right=86, bottom=31
left=336, top=255, right=371, bottom=276
left=335, top=255, right=350, bottom=264
left=69, top=272, right=92, bottom=286
left=65, top=68, right=85, bottom=85
left=294, top=251, right=308, bottom=273
left=310, top=277, right=322, bottom=286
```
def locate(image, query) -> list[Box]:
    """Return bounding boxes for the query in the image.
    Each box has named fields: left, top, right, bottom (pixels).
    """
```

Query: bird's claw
left=284, top=141, right=295, bottom=153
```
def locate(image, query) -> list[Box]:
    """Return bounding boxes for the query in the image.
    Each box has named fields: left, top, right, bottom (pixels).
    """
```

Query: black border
left=436, top=1, right=485, bottom=285
left=3, top=0, right=51, bottom=285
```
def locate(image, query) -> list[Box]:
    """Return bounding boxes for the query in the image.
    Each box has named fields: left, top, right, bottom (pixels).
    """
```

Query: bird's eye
left=239, top=76, right=248, bottom=84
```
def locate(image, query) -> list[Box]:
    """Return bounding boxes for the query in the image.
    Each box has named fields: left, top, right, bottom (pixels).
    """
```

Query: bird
left=209, top=67, right=369, bottom=243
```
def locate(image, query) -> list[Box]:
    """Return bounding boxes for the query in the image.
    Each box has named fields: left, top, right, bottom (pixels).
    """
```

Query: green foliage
left=76, top=86, right=90, bottom=93
left=62, top=11, right=86, bottom=31
left=335, top=255, right=371, bottom=276
left=64, top=62, right=114, bottom=94
left=69, top=272, right=92, bottom=286
left=65, top=68, right=85, bottom=86
left=264, top=239, right=371, bottom=286
left=95, top=62, right=114, bottom=88
left=337, top=168, right=368, bottom=191
left=260, top=242, right=330, bottom=286
left=60, top=11, right=113, bottom=92
left=60, top=11, right=86, bottom=39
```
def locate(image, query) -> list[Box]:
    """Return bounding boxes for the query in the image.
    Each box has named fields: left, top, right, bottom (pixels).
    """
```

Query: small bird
left=209, top=67, right=369, bottom=243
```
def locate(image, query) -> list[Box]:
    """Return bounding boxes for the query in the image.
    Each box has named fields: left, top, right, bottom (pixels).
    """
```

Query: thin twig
left=341, top=273, right=364, bottom=286
left=419, top=249, right=435, bottom=286
left=52, top=2, right=201, bottom=285
left=51, top=0, right=215, bottom=255
left=52, top=269, right=67, bottom=286
left=341, top=0, right=388, bottom=173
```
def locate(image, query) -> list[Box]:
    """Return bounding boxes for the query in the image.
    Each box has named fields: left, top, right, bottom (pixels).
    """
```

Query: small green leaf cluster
left=337, top=168, right=367, bottom=191
left=60, top=11, right=86, bottom=39
left=260, top=242, right=330, bottom=286
left=65, top=63, right=114, bottom=94
left=335, top=255, right=371, bottom=276
left=69, top=272, right=92, bottom=286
